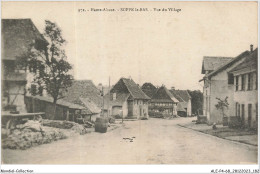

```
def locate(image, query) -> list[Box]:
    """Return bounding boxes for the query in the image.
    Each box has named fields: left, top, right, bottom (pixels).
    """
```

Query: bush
left=228, top=116, right=242, bottom=128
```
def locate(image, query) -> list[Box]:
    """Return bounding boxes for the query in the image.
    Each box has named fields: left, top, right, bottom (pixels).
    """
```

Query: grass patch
left=200, top=127, right=257, bottom=138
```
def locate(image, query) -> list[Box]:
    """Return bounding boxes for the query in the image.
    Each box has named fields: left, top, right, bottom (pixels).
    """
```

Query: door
left=248, top=104, right=252, bottom=128
left=127, top=100, right=133, bottom=116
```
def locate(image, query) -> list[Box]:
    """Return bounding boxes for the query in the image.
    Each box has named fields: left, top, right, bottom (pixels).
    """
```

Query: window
left=241, top=104, right=245, bottom=126
left=236, top=103, right=240, bottom=117
left=235, top=76, right=239, bottom=91
left=113, top=93, right=116, bottom=100
left=248, top=73, right=253, bottom=90
left=228, top=73, right=234, bottom=84
left=248, top=104, right=252, bottom=127
left=241, top=75, right=246, bottom=90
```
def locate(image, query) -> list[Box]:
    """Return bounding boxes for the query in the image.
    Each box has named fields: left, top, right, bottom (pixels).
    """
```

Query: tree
left=141, top=82, right=157, bottom=98
left=215, top=97, right=229, bottom=119
left=188, top=90, right=203, bottom=115
left=18, top=20, right=73, bottom=119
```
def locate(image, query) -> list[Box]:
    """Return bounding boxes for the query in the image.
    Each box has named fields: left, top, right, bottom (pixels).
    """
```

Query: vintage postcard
left=1, top=1, right=259, bottom=173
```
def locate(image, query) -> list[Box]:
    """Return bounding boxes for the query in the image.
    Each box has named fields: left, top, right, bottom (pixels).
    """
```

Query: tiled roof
left=170, top=89, right=191, bottom=102
left=205, top=51, right=250, bottom=79
left=229, top=48, right=258, bottom=73
left=2, top=19, right=48, bottom=60
left=26, top=95, right=86, bottom=110
left=79, top=97, right=101, bottom=114
left=169, top=90, right=184, bottom=102
left=117, top=78, right=150, bottom=100
left=151, top=86, right=179, bottom=103
left=62, top=80, right=103, bottom=108
left=201, top=56, right=233, bottom=74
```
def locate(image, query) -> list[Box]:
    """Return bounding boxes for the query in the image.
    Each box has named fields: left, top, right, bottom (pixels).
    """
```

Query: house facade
left=229, top=49, right=258, bottom=129
left=170, top=89, right=192, bottom=117
left=2, top=19, right=48, bottom=112
left=200, top=47, right=252, bottom=124
left=104, top=78, right=150, bottom=119
left=150, top=86, right=179, bottom=116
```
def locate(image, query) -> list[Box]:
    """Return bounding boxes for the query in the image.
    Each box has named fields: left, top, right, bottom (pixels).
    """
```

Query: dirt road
left=2, top=117, right=257, bottom=164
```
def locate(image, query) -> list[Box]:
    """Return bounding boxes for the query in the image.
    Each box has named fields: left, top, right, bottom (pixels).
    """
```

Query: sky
left=2, top=1, right=258, bottom=91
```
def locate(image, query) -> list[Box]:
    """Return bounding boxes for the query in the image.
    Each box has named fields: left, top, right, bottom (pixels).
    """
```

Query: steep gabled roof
left=2, top=19, right=48, bottom=60
left=205, top=51, right=250, bottom=79
left=201, top=56, right=233, bottom=74
left=62, top=80, right=103, bottom=108
left=151, top=86, right=179, bottom=103
left=141, top=82, right=157, bottom=98
left=169, top=90, right=184, bottom=102
left=111, top=78, right=150, bottom=100
left=170, top=89, right=191, bottom=102
left=175, top=90, right=191, bottom=102
left=122, top=78, right=150, bottom=100
left=229, top=48, right=258, bottom=73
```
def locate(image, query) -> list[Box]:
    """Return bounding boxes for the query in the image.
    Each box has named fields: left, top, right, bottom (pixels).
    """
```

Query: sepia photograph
left=0, top=0, right=259, bottom=173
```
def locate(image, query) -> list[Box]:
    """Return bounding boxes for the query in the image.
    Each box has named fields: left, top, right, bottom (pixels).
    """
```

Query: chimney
left=250, top=44, right=254, bottom=53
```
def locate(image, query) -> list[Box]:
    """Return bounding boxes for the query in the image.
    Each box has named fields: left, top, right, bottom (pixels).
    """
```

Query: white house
left=229, top=48, right=258, bottom=129
left=200, top=46, right=253, bottom=124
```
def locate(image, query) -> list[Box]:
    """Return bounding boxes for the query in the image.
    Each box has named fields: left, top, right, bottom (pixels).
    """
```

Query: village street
left=2, top=117, right=257, bottom=164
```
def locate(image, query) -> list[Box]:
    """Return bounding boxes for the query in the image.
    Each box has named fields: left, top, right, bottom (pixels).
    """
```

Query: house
left=200, top=46, right=252, bottom=124
left=63, top=80, right=103, bottom=107
left=24, top=95, right=88, bottom=121
left=2, top=19, right=48, bottom=112
left=201, top=56, right=233, bottom=74
left=62, top=80, right=103, bottom=120
left=170, top=89, right=192, bottom=117
left=104, top=78, right=150, bottom=119
left=141, top=82, right=157, bottom=98
left=79, top=97, right=101, bottom=122
left=228, top=48, right=258, bottom=129
left=150, top=85, right=179, bottom=116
